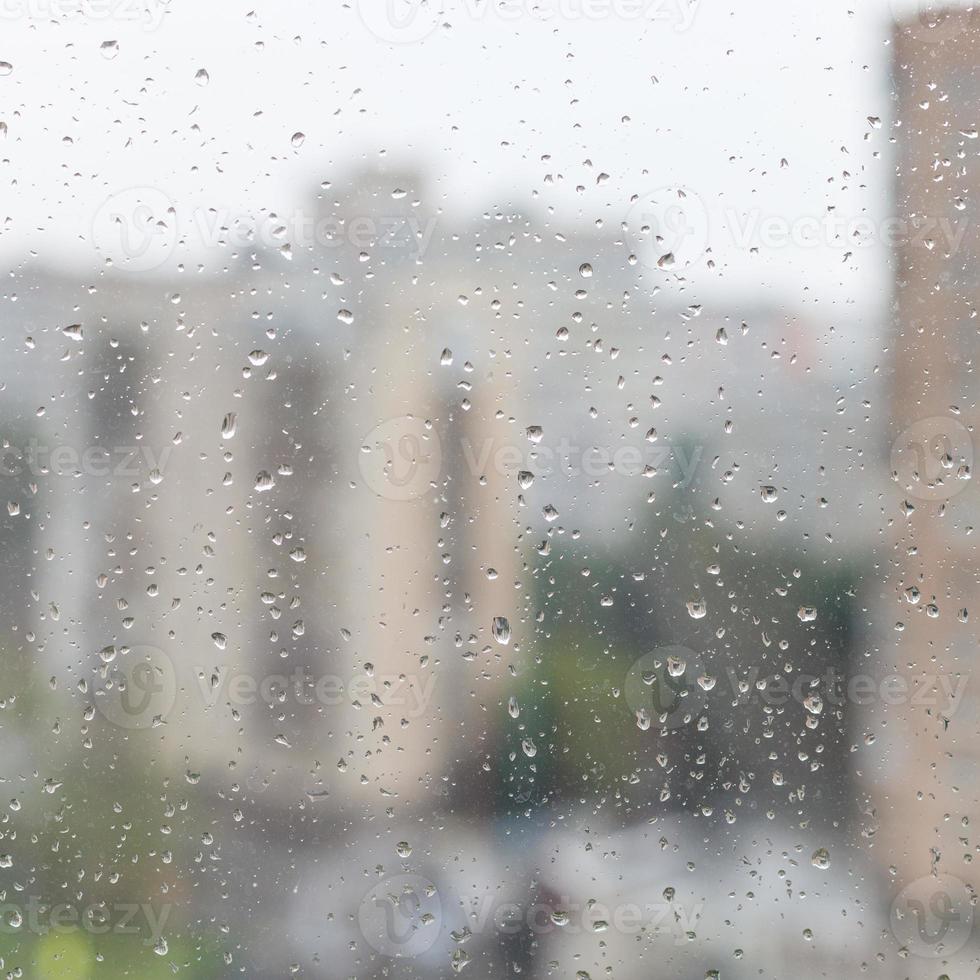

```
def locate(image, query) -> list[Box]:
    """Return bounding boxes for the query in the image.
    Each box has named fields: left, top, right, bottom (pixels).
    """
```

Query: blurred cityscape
left=0, top=6, right=977, bottom=979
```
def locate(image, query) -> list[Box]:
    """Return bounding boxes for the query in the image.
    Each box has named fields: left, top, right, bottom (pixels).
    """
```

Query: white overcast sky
left=0, top=0, right=969, bottom=332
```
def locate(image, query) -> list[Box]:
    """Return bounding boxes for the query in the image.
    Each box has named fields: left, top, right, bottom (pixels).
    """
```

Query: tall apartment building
left=875, top=8, right=980, bottom=913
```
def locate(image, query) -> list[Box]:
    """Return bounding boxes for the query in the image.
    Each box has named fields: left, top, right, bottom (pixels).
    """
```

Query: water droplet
left=492, top=616, right=511, bottom=645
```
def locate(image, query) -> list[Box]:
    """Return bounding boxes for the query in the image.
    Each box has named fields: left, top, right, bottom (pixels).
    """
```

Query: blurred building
left=0, top=155, right=908, bottom=976
left=874, top=5, right=980, bottom=918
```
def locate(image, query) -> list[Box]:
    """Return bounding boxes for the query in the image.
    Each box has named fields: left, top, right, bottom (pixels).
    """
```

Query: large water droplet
left=492, top=616, right=511, bottom=645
